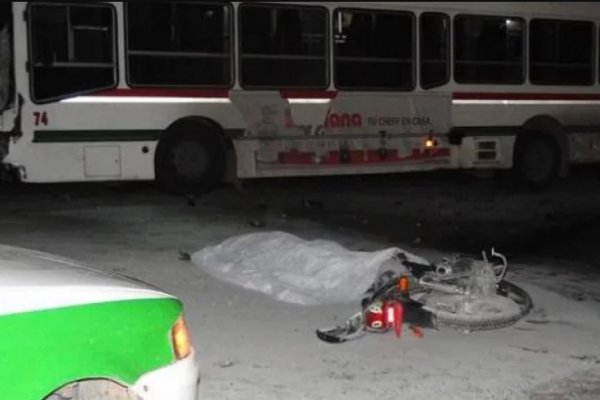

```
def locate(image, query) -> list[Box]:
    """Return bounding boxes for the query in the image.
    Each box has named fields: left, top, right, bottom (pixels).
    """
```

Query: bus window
left=530, top=19, right=594, bottom=86
left=239, top=4, right=328, bottom=89
left=127, top=2, right=232, bottom=87
left=454, top=15, right=524, bottom=84
left=420, top=12, right=450, bottom=89
left=28, top=3, right=116, bottom=103
left=334, top=9, right=415, bottom=91
left=0, top=3, right=11, bottom=110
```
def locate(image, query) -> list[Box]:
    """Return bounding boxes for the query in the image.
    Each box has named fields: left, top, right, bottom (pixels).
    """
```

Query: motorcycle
left=316, top=249, right=533, bottom=343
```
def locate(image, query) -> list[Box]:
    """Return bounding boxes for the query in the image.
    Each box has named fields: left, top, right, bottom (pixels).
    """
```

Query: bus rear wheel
left=155, top=122, right=226, bottom=195
left=513, top=134, right=559, bottom=189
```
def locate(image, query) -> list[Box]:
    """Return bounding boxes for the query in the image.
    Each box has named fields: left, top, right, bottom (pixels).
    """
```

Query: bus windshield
left=0, top=5, right=11, bottom=111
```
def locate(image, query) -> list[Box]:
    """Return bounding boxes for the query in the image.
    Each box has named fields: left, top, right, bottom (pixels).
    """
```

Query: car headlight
left=171, top=315, right=192, bottom=360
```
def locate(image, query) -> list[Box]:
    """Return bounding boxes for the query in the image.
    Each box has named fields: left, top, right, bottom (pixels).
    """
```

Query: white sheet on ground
left=191, top=231, right=427, bottom=305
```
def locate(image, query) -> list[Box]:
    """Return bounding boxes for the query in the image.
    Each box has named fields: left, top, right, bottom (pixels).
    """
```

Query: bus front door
left=0, top=3, right=12, bottom=111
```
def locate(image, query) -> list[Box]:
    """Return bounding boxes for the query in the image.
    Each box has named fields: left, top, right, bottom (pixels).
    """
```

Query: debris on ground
left=178, top=250, right=192, bottom=261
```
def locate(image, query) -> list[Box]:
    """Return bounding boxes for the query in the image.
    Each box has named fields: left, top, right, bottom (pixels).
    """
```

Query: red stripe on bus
left=453, top=92, right=600, bottom=101
left=93, top=88, right=338, bottom=99
left=89, top=89, right=600, bottom=101
left=94, top=88, right=231, bottom=98
left=275, top=148, right=449, bottom=166
left=279, top=90, right=338, bottom=99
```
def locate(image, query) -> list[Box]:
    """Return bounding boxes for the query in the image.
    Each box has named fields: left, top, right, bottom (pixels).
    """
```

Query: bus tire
left=154, top=121, right=226, bottom=195
left=513, top=134, right=560, bottom=189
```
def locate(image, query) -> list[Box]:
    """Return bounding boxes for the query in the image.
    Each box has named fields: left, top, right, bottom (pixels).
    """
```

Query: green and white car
left=0, top=244, right=199, bottom=400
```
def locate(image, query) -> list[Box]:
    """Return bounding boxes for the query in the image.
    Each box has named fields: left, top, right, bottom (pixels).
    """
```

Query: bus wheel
left=513, top=134, right=559, bottom=189
left=154, top=123, right=226, bottom=195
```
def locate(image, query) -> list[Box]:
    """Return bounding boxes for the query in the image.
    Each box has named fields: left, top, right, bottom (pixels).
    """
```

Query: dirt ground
left=0, top=168, right=599, bottom=400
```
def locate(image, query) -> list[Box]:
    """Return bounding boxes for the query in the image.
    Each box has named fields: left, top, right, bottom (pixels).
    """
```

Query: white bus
left=2, top=2, right=600, bottom=193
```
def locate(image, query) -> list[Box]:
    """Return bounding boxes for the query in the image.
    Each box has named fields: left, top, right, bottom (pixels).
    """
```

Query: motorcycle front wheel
left=418, top=281, right=533, bottom=332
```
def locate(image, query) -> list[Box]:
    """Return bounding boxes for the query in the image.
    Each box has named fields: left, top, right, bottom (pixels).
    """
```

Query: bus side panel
left=7, top=98, right=247, bottom=182
left=232, top=91, right=454, bottom=178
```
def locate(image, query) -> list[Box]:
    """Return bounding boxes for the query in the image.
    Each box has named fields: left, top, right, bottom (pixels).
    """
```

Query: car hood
left=0, top=244, right=172, bottom=317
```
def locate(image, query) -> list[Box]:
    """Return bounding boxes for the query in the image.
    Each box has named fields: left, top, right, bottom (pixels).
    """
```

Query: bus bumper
left=131, top=349, right=200, bottom=400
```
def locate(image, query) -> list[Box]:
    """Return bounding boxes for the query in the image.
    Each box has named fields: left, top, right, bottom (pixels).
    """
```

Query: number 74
left=33, top=111, right=48, bottom=126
